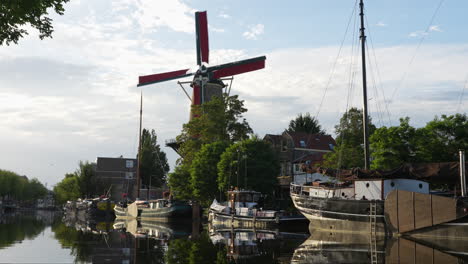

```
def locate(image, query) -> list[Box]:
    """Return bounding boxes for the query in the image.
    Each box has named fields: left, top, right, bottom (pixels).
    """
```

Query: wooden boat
left=289, top=0, right=468, bottom=236
left=209, top=189, right=307, bottom=229
left=114, top=199, right=191, bottom=220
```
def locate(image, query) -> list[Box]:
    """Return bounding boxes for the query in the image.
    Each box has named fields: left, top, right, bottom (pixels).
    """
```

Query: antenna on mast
left=359, top=0, right=370, bottom=169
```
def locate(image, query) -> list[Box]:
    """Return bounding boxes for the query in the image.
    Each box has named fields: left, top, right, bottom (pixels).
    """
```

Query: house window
left=300, top=140, right=306, bottom=147
left=294, top=164, right=300, bottom=172
left=281, top=140, right=287, bottom=152
left=126, top=160, right=134, bottom=168
left=329, top=144, right=334, bottom=150
left=125, top=172, right=134, bottom=179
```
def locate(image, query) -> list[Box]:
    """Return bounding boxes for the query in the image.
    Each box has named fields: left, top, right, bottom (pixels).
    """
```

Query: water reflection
left=291, top=223, right=468, bottom=264
left=209, top=225, right=308, bottom=263
left=0, top=212, right=48, bottom=249
left=1, top=212, right=467, bottom=263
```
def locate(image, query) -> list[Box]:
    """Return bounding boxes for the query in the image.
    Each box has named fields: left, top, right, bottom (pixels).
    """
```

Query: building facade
left=264, top=131, right=336, bottom=186
left=95, top=157, right=138, bottom=200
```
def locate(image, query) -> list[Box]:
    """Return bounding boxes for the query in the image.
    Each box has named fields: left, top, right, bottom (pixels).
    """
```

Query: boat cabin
left=293, top=178, right=429, bottom=201
left=228, top=190, right=261, bottom=209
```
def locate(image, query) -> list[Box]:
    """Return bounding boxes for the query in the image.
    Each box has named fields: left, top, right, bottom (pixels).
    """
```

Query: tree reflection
left=0, top=215, right=46, bottom=249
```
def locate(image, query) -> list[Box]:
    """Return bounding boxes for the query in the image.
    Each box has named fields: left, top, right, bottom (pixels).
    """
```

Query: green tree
left=139, top=129, right=170, bottom=189
left=370, top=117, right=426, bottom=170
left=287, top=112, right=326, bottom=134
left=168, top=95, right=252, bottom=199
left=0, top=170, right=47, bottom=202
left=190, top=141, right=229, bottom=206
left=167, top=164, right=193, bottom=200
left=53, top=174, right=80, bottom=204
left=0, top=0, right=70, bottom=45
left=419, top=113, right=468, bottom=162
left=76, top=161, right=96, bottom=198
left=323, top=107, right=376, bottom=168
left=217, top=137, right=280, bottom=195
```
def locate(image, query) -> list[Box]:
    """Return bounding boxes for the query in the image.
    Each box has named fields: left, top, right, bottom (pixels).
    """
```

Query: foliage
left=140, top=128, right=170, bottom=189
left=190, top=141, right=229, bottom=206
left=169, top=95, right=252, bottom=200
left=53, top=161, right=106, bottom=204
left=53, top=174, right=81, bottom=204
left=0, top=169, right=47, bottom=201
left=0, top=0, right=70, bottom=45
left=322, top=107, right=376, bottom=168
left=419, top=113, right=468, bottom=162
left=370, top=113, right=467, bottom=169
left=177, top=95, right=252, bottom=164
left=370, top=117, right=426, bottom=169
left=217, top=137, right=280, bottom=195
left=167, top=164, right=193, bottom=200
left=287, top=112, right=326, bottom=135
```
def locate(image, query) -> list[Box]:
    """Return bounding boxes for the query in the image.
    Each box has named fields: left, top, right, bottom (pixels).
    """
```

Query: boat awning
left=306, top=162, right=467, bottom=184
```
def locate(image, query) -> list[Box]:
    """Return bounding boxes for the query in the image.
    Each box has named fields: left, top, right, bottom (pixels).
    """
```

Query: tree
left=322, top=107, right=376, bottom=168
left=217, top=137, right=280, bottom=195
left=419, top=113, right=468, bottom=162
left=167, top=165, right=193, bottom=200
left=370, top=117, right=426, bottom=170
left=177, top=95, right=252, bottom=164
left=0, top=169, right=47, bottom=202
left=287, top=112, right=326, bottom=134
left=53, top=174, right=80, bottom=204
left=0, top=0, right=70, bottom=45
left=139, top=129, right=170, bottom=189
left=76, top=161, right=96, bottom=198
left=168, top=94, right=252, bottom=200
left=190, top=141, right=229, bottom=206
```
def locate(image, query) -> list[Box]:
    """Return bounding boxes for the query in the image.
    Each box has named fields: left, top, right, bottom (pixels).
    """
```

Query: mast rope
left=456, top=73, right=467, bottom=113
left=365, top=15, right=392, bottom=126
left=390, top=0, right=447, bottom=101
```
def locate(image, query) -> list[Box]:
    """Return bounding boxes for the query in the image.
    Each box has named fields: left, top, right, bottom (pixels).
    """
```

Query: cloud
left=429, top=25, right=442, bottom=32
left=218, top=11, right=230, bottom=19
left=376, top=21, right=387, bottom=27
left=409, top=25, right=442, bottom=38
left=243, top=24, right=265, bottom=40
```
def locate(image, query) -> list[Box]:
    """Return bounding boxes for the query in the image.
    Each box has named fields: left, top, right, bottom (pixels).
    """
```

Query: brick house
left=95, top=157, right=137, bottom=200
left=264, top=131, right=336, bottom=187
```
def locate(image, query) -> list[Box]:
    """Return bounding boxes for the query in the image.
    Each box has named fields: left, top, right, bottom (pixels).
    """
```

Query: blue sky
left=0, top=0, right=466, bottom=187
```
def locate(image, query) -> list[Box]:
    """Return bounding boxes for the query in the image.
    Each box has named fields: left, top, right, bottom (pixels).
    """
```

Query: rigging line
left=338, top=12, right=360, bottom=171
left=314, top=0, right=358, bottom=121
left=364, top=15, right=392, bottom=126
left=456, top=73, right=468, bottom=113
left=305, top=0, right=358, bottom=154
left=390, top=0, right=447, bottom=101
left=366, top=41, right=384, bottom=128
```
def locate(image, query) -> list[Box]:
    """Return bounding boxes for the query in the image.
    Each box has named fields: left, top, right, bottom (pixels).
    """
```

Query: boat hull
left=290, top=193, right=387, bottom=235
left=139, top=204, right=192, bottom=220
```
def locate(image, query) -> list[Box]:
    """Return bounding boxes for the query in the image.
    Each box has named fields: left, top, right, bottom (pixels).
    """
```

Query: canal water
left=0, top=212, right=467, bottom=263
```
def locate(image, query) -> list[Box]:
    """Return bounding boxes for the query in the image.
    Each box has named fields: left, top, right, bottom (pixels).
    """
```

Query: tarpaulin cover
left=305, top=162, right=467, bottom=184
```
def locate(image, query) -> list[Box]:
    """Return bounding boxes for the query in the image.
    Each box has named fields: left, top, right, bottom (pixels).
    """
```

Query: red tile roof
left=286, top=132, right=336, bottom=151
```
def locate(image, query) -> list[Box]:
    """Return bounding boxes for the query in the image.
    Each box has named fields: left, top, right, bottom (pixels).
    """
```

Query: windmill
left=137, top=11, right=266, bottom=116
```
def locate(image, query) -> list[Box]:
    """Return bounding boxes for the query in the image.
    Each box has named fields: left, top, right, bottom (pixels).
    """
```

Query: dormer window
left=300, top=140, right=306, bottom=147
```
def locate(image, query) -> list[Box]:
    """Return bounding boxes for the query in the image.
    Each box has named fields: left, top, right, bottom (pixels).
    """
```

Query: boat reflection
left=113, top=219, right=192, bottom=240
left=291, top=223, right=468, bottom=264
left=209, top=223, right=308, bottom=263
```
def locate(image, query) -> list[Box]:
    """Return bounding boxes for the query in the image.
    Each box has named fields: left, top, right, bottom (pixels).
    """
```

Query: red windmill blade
left=195, top=11, right=209, bottom=65
left=137, top=10, right=266, bottom=108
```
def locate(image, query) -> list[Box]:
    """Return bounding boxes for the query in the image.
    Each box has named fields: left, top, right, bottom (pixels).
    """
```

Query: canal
left=0, top=212, right=467, bottom=263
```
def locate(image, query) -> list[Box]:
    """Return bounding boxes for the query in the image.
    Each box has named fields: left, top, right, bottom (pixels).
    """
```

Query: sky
left=0, top=0, right=466, bottom=187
